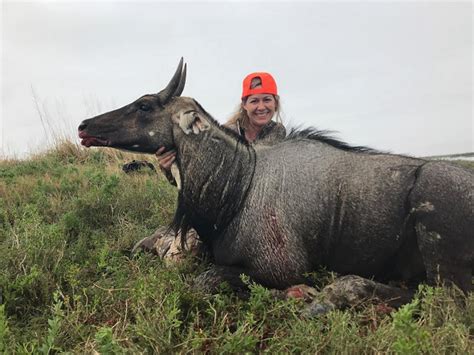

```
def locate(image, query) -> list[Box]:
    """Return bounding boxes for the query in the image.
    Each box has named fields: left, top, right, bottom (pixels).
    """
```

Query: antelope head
left=78, top=58, right=209, bottom=153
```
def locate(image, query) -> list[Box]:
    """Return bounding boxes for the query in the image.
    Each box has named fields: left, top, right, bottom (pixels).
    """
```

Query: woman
left=133, top=72, right=286, bottom=260
left=158, top=71, right=286, bottom=175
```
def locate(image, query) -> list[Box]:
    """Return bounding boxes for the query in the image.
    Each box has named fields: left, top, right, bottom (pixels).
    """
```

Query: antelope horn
left=173, top=63, right=187, bottom=97
left=157, top=57, right=185, bottom=103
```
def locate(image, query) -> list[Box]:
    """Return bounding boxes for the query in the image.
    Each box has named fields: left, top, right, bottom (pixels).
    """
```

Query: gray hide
left=78, top=60, right=473, bottom=298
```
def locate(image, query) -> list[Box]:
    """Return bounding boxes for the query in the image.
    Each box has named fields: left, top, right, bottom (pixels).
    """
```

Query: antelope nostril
left=78, top=121, right=87, bottom=131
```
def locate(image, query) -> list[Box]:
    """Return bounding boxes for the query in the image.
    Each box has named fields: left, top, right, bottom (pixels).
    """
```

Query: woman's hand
left=155, top=147, right=176, bottom=172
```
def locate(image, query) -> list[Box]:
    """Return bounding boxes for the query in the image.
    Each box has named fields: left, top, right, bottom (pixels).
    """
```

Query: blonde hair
left=224, top=95, right=282, bottom=131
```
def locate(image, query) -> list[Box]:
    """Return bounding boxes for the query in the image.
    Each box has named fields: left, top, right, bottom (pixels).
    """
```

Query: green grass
left=449, top=159, right=474, bottom=170
left=0, top=141, right=473, bottom=353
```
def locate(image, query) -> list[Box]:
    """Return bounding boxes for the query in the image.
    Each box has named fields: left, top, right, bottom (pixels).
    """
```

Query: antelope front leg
left=193, top=265, right=252, bottom=298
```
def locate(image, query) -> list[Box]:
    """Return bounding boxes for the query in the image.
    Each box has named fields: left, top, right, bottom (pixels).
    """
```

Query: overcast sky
left=1, top=0, right=472, bottom=158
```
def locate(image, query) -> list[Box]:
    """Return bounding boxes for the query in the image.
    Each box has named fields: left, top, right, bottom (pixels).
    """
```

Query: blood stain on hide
left=268, top=208, right=285, bottom=247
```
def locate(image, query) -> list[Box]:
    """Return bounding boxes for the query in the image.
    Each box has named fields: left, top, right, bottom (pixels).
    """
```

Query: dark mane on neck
left=171, top=99, right=254, bottom=247
left=285, top=127, right=381, bottom=154
left=169, top=192, right=192, bottom=247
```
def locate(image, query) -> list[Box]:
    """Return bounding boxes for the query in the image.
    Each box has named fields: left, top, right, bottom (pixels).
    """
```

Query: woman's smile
left=243, top=94, right=277, bottom=128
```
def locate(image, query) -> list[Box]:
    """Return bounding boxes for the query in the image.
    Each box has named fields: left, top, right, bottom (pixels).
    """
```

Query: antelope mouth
left=78, top=131, right=110, bottom=147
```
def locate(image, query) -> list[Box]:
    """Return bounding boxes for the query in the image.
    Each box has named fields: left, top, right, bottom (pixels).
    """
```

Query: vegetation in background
left=0, top=141, right=472, bottom=353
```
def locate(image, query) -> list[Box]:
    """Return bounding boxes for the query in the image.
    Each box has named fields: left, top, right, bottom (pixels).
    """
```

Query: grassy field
left=0, top=141, right=473, bottom=353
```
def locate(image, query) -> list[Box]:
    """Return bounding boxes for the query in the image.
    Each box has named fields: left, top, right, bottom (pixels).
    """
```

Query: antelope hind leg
left=321, top=275, right=414, bottom=309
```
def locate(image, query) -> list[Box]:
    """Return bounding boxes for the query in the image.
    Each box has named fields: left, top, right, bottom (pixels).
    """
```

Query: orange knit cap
left=241, top=72, right=278, bottom=99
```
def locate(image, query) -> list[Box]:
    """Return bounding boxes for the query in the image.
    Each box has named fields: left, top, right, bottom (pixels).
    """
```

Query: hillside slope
left=0, top=142, right=472, bottom=353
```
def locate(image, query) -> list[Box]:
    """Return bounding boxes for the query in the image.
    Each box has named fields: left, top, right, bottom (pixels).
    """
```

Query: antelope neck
left=176, top=128, right=256, bottom=232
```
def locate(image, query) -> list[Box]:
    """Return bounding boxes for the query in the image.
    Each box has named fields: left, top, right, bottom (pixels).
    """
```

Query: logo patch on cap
left=242, top=72, right=278, bottom=99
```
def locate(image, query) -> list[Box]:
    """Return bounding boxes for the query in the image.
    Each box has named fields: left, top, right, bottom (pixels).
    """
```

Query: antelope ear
left=173, top=110, right=210, bottom=135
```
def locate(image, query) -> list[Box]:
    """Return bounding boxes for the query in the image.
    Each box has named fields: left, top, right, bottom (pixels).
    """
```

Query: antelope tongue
left=80, top=136, right=109, bottom=147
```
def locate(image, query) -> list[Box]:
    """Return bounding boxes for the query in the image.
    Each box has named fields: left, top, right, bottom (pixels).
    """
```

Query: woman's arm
left=156, top=147, right=177, bottom=186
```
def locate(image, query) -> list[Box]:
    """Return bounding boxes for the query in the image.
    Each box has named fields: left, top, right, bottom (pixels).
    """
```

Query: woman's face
left=242, top=94, right=277, bottom=128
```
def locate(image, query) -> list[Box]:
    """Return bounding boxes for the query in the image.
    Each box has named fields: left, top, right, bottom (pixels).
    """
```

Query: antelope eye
left=139, top=103, right=151, bottom=111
